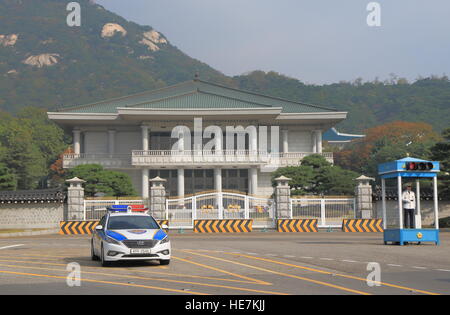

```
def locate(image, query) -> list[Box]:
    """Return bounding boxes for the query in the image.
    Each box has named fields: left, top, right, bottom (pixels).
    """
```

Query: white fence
left=82, top=195, right=355, bottom=230
left=166, top=192, right=275, bottom=229
left=290, top=198, right=356, bottom=228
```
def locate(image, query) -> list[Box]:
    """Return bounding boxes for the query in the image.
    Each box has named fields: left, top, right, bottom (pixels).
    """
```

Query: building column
left=142, top=168, right=149, bottom=199
left=249, top=167, right=258, bottom=196
left=214, top=168, right=222, bottom=192
left=311, top=131, right=317, bottom=153
left=282, top=129, right=289, bottom=154
left=73, top=129, right=81, bottom=155
left=316, top=130, right=323, bottom=153
left=177, top=168, right=185, bottom=197
left=141, top=125, right=149, bottom=151
left=108, top=129, right=116, bottom=156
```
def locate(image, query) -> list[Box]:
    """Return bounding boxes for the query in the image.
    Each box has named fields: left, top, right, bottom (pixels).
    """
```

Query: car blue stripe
left=153, top=229, right=167, bottom=241
left=106, top=230, right=127, bottom=241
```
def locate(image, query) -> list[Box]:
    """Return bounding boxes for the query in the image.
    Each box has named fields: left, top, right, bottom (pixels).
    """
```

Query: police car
left=91, top=205, right=170, bottom=267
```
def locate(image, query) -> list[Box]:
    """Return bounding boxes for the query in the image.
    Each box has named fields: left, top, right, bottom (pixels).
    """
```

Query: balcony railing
left=131, top=150, right=333, bottom=167
left=63, top=151, right=333, bottom=168
left=63, top=153, right=132, bottom=169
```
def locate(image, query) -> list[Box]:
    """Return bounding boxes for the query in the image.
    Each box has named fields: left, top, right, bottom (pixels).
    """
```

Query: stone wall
left=0, top=202, right=65, bottom=229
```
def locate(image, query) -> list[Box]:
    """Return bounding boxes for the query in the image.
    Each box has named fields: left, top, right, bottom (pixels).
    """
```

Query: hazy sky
left=96, top=0, right=450, bottom=84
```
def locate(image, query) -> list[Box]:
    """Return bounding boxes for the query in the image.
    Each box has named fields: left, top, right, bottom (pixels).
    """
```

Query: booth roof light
left=107, top=205, right=148, bottom=213
left=405, top=162, right=434, bottom=171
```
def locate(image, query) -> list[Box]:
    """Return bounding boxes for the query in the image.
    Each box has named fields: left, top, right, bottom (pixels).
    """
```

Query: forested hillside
left=0, top=0, right=448, bottom=134
left=233, top=71, right=450, bottom=133
left=0, top=0, right=230, bottom=112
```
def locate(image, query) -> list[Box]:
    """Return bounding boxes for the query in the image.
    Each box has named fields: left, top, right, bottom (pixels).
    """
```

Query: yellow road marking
left=0, top=258, right=256, bottom=285
left=0, top=270, right=207, bottom=295
left=172, top=255, right=270, bottom=285
left=182, top=250, right=370, bottom=295
left=216, top=252, right=441, bottom=296
left=0, top=263, right=289, bottom=295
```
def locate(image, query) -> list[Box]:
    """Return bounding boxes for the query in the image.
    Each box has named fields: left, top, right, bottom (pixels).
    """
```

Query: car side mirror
left=95, top=225, right=103, bottom=230
left=161, top=224, right=169, bottom=230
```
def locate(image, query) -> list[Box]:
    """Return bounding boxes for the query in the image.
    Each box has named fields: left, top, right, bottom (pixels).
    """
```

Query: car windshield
left=107, top=216, right=159, bottom=230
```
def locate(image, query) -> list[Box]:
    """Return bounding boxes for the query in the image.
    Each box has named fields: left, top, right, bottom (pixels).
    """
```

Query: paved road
left=0, top=232, right=449, bottom=295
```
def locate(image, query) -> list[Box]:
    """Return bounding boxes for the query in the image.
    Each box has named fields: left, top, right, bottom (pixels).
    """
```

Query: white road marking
left=435, top=269, right=450, bottom=272
left=266, top=254, right=277, bottom=256
left=387, top=264, right=403, bottom=267
left=301, top=256, right=313, bottom=259
left=0, top=244, right=24, bottom=250
left=412, top=266, right=427, bottom=270
left=246, top=253, right=257, bottom=255
left=341, top=260, right=358, bottom=263
left=320, top=258, right=334, bottom=261
left=283, top=255, right=295, bottom=258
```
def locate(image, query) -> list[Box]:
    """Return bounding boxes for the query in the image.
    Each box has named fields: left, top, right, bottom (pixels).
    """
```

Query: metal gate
left=83, top=199, right=145, bottom=221
left=290, top=198, right=355, bottom=228
left=166, top=192, right=274, bottom=229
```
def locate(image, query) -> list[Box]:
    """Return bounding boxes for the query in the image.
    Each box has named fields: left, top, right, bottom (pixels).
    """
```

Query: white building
left=48, top=78, right=347, bottom=198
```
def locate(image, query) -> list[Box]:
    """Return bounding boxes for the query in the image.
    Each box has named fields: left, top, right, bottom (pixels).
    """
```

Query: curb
left=0, top=228, right=60, bottom=238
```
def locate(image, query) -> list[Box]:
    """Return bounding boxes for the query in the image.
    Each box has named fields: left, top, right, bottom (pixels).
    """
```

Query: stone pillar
left=355, top=175, right=375, bottom=219
left=150, top=176, right=167, bottom=220
left=73, top=129, right=81, bottom=155
left=142, top=168, right=149, bottom=199
left=66, top=177, right=86, bottom=220
left=275, top=176, right=292, bottom=219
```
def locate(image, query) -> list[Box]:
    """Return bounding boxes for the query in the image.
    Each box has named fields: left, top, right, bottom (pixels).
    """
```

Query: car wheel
left=101, top=244, right=110, bottom=267
left=91, top=240, right=99, bottom=261
left=160, top=259, right=170, bottom=266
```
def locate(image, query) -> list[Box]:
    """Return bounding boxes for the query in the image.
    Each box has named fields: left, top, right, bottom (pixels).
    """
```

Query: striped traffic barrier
left=342, top=219, right=383, bottom=232
left=59, top=220, right=170, bottom=235
left=59, top=221, right=98, bottom=235
left=194, top=219, right=253, bottom=233
left=277, top=219, right=318, bottom=232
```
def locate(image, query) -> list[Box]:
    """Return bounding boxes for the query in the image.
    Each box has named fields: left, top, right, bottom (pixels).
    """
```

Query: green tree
left=0, top=108, right=69, bottom=189
left=0, top=116, right=46, bottom=189
left=272, top=154, right=359, bottom=196
left=17, top=107, right=68, bottom=166
left=0, top=163, right=17, bottom=190
left=67, top=164, right=136, bottom=197
left=430, top=128, right=450, bottom=198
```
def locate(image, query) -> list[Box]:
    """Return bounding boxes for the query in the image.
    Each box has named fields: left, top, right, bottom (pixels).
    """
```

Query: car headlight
left=160, top=236, right=170, bottom=244
left=104, top=236, right=121, bottom=245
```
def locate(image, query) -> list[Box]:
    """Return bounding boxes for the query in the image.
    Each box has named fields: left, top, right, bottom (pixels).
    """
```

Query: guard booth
left=378, top=157, right=440, bottom=245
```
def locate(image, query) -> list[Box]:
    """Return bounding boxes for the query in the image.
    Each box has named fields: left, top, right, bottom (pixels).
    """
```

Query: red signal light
left=405, top=162, right=433, bottom=171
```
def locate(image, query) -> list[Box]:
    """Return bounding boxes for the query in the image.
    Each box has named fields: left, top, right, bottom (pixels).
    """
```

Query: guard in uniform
left=402, top=184, right=416, bottom=229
